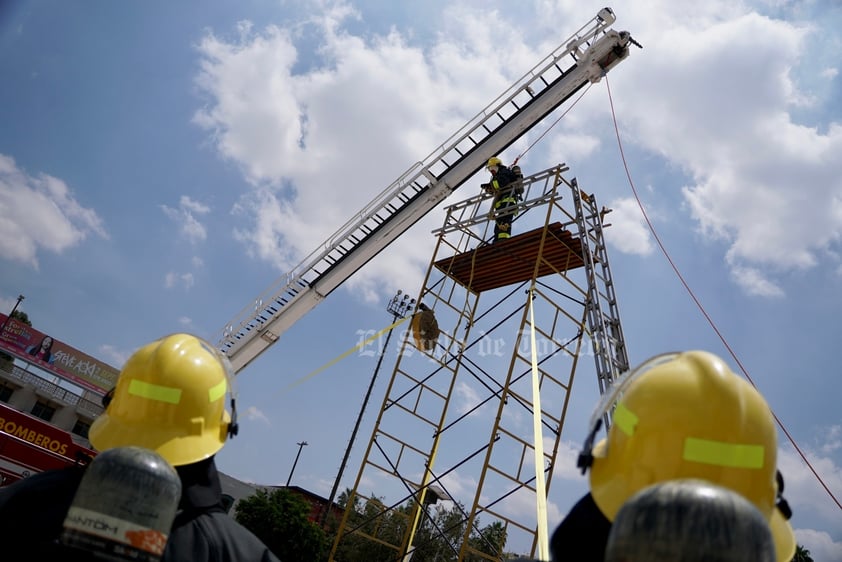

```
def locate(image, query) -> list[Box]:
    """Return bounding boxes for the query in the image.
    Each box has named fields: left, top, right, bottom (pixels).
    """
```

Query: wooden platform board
left=433, top=222, right=586, bottom=293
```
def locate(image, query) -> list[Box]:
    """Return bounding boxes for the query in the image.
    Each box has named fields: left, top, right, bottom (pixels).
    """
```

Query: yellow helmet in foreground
left=486, top=156, right=502, bottom=169
left=578, top=351, right=794, bottom=562
left=90, top=333, right=238, bottom=467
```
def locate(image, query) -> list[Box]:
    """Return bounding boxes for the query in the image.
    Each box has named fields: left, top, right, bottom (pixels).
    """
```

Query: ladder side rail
left=592, top=226, right=631, bottom=376
left=580, top=203, right=629, bottom=377
left=572, top=184, right=616, bottom=394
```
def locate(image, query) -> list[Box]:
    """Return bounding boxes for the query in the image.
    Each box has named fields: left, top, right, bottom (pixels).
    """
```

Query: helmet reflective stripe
left=129, top=379, right=182, bottom=404
left=684, top=438, right=765, bottom=469
left=612, top=402, right=638, bottom=436
left=615, top=401, right=765, bottom=469
left=127, top=376, right=227, bottom=405
left=208, top=379, right=227, bottom=402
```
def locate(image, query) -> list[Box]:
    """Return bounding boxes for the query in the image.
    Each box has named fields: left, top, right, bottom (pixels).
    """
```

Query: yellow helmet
left=577, top=351, right=794, bottom=562
left=89, top=333, right=238, bottom=467
left=486, top=157, right=502, bottom=169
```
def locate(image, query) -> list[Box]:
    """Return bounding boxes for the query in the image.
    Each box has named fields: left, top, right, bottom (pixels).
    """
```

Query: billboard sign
left=0, top=313, right=119, bottom=394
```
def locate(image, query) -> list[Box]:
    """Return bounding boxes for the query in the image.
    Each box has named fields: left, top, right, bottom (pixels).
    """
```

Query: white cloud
left=547, top=132, right=601, bottom=163
left=180, top=195, right=210, bottom=216
left=97, top=344, right=131, bottom=370
left=551, top=439, right=588, bottom=482
left=191, top=0, right=842, bottom=304
left=164, top=271, right=195, bottom=290
left=794, top=528, right=842, bottom=562
left=603, top=197, right=654, bottom=256
left=438, top=470, right=478, bottom=503
left=243, top=405, right=271, bottom=425
left=821, top=425, right=842, bottom=455
left=729, top=264, right=784, bottom=298
left=820, top=67, right=838, bottom=79
left=499, top=484, right=563, bottom=532
left=0, top=154, right=107, bottom=268
left=453, top=380, right=484, bottom=417
left=777, top=437, right=842, bottom=544
left=161, top=195, right=210, bottom=244
left=613, top=8, right=842, bottom=294
left=0, top=296, right=22, bottom=314
left=192, top=0, right=548, bottom=295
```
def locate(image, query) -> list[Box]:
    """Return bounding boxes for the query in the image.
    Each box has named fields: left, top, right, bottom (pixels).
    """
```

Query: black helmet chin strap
left=775, top=469, right=792, bottom=520
left=227, top=396, right=239, bottom=438
left=101, top=387, right=115, bottom=408
left=577, top=418, right=602, bottom=474
left=218, top=350, right=240, bottom=440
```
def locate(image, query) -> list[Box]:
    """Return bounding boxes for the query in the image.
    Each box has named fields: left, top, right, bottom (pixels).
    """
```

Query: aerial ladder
left=214, top=7, right=637, bottom=374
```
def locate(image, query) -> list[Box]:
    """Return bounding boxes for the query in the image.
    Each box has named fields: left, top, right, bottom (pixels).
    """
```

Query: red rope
left=604, top=75, right=842, bottom=513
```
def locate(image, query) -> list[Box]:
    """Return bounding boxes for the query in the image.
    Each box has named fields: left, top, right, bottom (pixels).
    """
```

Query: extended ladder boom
left=216, top=7, right=635, bottom=374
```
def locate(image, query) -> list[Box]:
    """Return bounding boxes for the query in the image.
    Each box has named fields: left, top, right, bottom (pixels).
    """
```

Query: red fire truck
left=0, top=402, right=96, bottom=486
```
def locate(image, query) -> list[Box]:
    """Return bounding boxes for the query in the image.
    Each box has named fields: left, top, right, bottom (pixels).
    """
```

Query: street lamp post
left=0, top=294, right=25, bottom=337
left=286, top=440, right=308, bottom=487
left=320, top=290, right=415, bottom=526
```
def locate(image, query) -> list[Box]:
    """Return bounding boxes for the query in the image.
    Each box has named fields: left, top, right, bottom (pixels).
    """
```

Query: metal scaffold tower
left=328, top=164, right=630, bottom=561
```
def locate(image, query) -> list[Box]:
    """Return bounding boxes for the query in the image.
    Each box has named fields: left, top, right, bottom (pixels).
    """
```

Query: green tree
left=413, top=506, right=509, bottom=561
left=234, top=487, right=327, bottom=562
left=329, top=492, right=512, bottom=562
left=467, top=520, right=507, bottom=560
left=9, top=310, right=30, bottom=326
left=0, top=310, right=30, bottom=365
left=330, top=491, right=410, bottom=562
left=793, top=544, right=814, bottom=562
left=409, top=502, right=467, bottom=561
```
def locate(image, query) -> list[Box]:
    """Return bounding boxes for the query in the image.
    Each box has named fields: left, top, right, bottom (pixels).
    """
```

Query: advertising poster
left=0, top=313, right=118, bottom=395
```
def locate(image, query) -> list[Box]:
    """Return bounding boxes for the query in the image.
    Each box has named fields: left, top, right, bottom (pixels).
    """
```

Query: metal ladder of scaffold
left=570, top=181, right=630, bottom=395
left=328, top=165, right=632, bottom=561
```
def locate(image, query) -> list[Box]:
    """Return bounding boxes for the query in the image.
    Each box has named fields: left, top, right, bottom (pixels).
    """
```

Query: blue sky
left=1, top=0, right=841, bottom=558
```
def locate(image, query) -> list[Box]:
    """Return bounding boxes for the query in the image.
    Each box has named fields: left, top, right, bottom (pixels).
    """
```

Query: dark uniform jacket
left=0, top=456, right=280, bottom=562
left=550, top=492, right=612, bottom=561
left=489, top=164, right=520, bottom=212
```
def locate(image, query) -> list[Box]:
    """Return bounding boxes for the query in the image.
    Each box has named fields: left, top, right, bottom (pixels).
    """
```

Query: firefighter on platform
left=550, top=350, right=796, bottom=562
left=0, top=333, right=280, bottom=562
left=481, top=156, right=520, bottom=243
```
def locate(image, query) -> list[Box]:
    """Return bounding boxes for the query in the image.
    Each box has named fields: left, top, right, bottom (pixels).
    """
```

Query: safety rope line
left=512, top=81, right=594, bottom=166
left=275, top=315, right=410, bottom=396
left=528, top=289, right=550, bottom=560
left=604, top=75, right=842, bottom=513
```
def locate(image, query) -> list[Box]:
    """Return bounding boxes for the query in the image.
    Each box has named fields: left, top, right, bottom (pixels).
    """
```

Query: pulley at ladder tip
left=411, top=302, right=440, bottom=351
